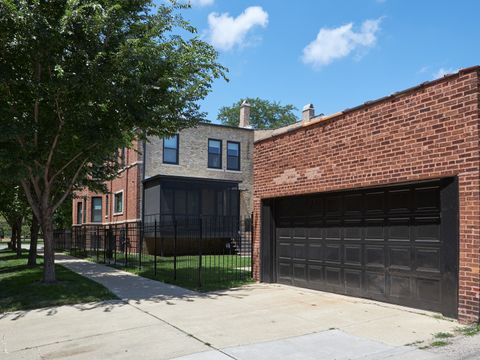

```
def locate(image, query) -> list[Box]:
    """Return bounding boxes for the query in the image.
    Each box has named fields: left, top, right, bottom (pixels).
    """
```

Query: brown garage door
left=274, top=179, right=458, bottom=317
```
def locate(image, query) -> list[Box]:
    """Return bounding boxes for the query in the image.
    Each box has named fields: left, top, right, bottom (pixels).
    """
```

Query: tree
left=217, top=98, right=297, bottom=129
left=0, top=184, right=29, bottom=258
left=0, top=0, right=226, bottom=282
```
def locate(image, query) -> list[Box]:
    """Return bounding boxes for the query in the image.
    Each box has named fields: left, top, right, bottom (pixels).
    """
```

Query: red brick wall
left=72, top=141, right=143, bottom=225
left=253, top=68, right=480, bottom=323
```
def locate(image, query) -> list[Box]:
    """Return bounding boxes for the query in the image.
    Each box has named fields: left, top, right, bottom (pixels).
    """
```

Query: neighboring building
left=72, top=102, right=254, bottom=230
left=72, top=142, right=143, bottom=227
left=143, top=102, right=254, bottom=225
left=253, top=66, right=480, bottom=323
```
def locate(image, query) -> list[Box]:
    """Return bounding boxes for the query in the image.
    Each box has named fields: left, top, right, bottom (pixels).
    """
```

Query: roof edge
left=254, top=65, right=480, bottom=144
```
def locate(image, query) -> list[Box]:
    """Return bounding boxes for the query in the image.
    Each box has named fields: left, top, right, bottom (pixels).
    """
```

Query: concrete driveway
left=0, top=256, right=470, bottom=359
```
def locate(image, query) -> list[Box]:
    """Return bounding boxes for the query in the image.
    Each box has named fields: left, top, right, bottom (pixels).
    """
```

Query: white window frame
left=113, top=190, right=124, bottom=215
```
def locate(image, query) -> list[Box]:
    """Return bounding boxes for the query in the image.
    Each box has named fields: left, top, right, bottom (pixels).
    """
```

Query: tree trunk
left=41, top=216, right=56, bottom=283
left=10, top=223, right=17, bottom=251
left=28, top=214, right=39, bottom=266
left=16, top=218, right=22, bottom=258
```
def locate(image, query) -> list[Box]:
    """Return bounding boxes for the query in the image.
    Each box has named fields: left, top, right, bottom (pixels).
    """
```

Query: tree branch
left=52, top=158, right=88, bottom=214
left=44, top=96, right=65, bottom=186
left=48, top=143, right=97, bottom=186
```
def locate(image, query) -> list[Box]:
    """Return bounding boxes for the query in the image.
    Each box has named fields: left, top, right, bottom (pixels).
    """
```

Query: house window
left=76, top=202, right=83, bottom=224
left=114, top=191, right=124, bottom=214
left=163, top=135, right=179, bottom=164
left=105, top=194, right=109, bottom=216
left=119, top=147, right=126, bottom=167
left=227, top=141, right=240, bottom=171
left=91, top=197, right=102, bottom=223
left=208, top=139, right=222, bottom=169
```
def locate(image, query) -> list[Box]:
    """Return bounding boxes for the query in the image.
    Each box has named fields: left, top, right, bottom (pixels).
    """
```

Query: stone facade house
left=143, top=103, right=254, bottom=225
left=253, top=66, right=480, bottom=323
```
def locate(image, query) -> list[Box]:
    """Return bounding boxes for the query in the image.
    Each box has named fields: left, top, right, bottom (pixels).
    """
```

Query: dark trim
left=260, top=199, right=276, bottom=283
left=163, top=134, right=179, bottom=165
left=227, top=141, right=241, bottom=171
left=208, top=138, right=222, bottom=169
left=144, top=174, right=240, bottom=187
left=197, top=121, right=254, bottom=132
left=440, top=177, right=459, bottom=318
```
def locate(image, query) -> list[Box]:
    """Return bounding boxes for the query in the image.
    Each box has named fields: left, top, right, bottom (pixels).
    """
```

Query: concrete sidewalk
left=1, top=255, right=473, bottom=359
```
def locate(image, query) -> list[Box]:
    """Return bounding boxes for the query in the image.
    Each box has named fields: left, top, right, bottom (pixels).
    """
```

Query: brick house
left=73, top=102, right=254, bottom=230
left=72, top=141, right=143, bottom=227
left=253, top=66, right=480, bottom=323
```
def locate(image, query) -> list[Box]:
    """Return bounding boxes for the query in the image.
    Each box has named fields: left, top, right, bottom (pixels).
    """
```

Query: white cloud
left=189, top=0, right=214, bottom=7
left=302, top=18, right=382, bottom=69
left=206, top=6, right=269, bottom=51
left=432, top=67, right=457, bottom=79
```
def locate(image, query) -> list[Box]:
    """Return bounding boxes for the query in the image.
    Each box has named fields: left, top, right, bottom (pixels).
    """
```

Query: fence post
left=125, top=222, right=129, bottom=268
left=96, top=226, right=99, bottom=262
left=174, top=220, right=177, bottom=281
left=154, top=219, right=157, bottom=276
left=104, top=227, right=107, bottom=263
left=139, top=223, right=142, bottom=270
left=250, top=213, right=254, bottom=278
left=198, top=217, right=203, bottom=288
left=114, top=224, right=117, bottom=265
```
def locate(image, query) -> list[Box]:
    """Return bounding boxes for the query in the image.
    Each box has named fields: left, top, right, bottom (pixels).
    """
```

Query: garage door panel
left=365, top=246, right=385, bottom=268
left=389, top=247, right=411, bottom=270
left=325, top=196, right=342, bottom=216
left=365, top=219, right=384, bottom=240
left=415, top=186, right=440, bottom=212
left=273, top=179, right=458, bottom=316
left=345, top=270, right=362, bottom=292
left=414, top=217, right=441, bottom=242
left=366, top=191, right=385, bottom=214
left=325, top=244, right=341, bottom=263
left=416, top=278, right=441, bottom=304
left=344, top=245, right=362, bottom=265
left=388, top=189, right=412, bottom=213
left=278, top=262, right=292, bottom=281
left=387, top=218, right=410, bottom=241
left=308, top=265, right=323, bottom=283
left=293, top=263, right=307, bottom=282
left=308, top=243, right=323, bottom=262
left=415, top=248, right=441, bottom=273
left=278, top=242, right=292, bottom=259
left=389, top=275, right=412, bottom=299
left=325, top=267, right=342, bottom=287
left=293, top=243, right=307, bottom=261
left=366, top=272, right=386, bottom=295
left=344, top=193, right=363, bottom=215
left=344, top=220, right=362, bottom=240
left=325, top=221, right=341, bottom=240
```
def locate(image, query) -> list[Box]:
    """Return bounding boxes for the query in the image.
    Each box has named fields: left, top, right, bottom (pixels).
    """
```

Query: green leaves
left=217, top=97, right=298, bottom=130
left=0, top=0, right=226, bottom=256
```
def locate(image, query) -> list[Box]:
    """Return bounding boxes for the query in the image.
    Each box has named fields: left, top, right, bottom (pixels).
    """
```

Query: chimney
left=239, top=100, right=251, bottom=128
left=302, top=103, right=315, bottom=123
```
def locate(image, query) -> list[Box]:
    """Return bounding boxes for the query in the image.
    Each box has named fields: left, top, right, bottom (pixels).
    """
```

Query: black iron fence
left=54, top=216, right=253, bottom=291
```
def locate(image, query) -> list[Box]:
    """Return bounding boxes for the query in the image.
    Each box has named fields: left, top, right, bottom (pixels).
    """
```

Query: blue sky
left=170, top=0, right=480, bottom=122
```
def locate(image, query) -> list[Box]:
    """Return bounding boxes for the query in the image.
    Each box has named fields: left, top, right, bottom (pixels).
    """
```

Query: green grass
left=430, top=340, right=449, bottom=347
left=71, top=249, right=253, bottom=292
left=459, top=324, right=480, bottom=337
left=434, top=332, right=454, bottom=339
left=0, top=250, right=116, bottom=313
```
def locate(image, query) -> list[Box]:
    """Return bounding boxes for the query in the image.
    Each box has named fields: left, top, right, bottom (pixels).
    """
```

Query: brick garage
left=253, top=67, right=480, bottom=323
